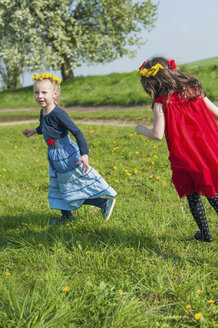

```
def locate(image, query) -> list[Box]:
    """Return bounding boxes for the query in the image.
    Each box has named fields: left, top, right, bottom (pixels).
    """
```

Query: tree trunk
left=2, top=65, right=23, bottom=89
left=61, top=55, right=74, bottom=81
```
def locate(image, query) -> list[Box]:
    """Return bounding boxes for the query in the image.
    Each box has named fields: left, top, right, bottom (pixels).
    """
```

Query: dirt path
left=0, top=105, right=148, bottom=112
left=0, top=119, right=138, bottom=127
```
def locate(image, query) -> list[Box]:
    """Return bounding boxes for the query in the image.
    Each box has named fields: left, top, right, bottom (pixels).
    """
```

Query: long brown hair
left=140, top=57, right=206, bottom=108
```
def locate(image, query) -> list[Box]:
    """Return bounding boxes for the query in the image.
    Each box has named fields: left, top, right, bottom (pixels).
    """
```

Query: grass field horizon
left=0, top=56, right=217, bottom=110
left=0, top=56, right=217, bottom=327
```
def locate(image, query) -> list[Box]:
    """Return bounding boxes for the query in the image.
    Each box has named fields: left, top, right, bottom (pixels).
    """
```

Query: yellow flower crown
left=32, top=73, right=61, bottom=85
left=138, top=63, right=163, bottom=77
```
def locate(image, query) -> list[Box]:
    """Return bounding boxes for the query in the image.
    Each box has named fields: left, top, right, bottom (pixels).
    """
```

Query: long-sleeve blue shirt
left=36, top=106, right=89, bottom=155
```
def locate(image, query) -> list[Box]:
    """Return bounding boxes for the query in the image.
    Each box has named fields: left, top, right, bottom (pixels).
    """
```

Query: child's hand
left=22, top=129, right=36, bottom=138
left=76, top=155, right=89, bottom=172
left=136, top=124, right=146, bottom=135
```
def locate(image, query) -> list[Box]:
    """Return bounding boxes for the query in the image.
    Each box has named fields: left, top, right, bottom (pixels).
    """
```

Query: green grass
left=0, top=57, right=217, bottom=109
left=0, top=108, right=154, bottom=124
left=0, top=124, right=217, bottom=327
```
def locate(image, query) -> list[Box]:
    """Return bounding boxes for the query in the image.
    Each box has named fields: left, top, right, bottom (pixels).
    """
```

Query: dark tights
left=187, top=192, right=218, bottom=242
left=61, top=198, right=107, bottom=218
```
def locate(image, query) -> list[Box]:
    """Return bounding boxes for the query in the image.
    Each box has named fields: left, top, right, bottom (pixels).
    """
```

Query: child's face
left=34, top=80, right=58, bottom=109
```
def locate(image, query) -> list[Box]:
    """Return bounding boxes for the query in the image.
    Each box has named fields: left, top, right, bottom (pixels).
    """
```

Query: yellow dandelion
left=62, top=286, right=70, bottom=293
left=118, top=289, right=123, bottom=295
left=149, top=175, right=153, bottom=178
left=196, top=288, right=201, bottom=295
left=49, top=255, right=54, bottom=258
left=6, top=271, right=11, bottom=276
left=156, top=176, right=160, bottom=180
left=68, top=256, right=72, bottom=259
left=134, top=168, right=139, bottom=174
left=129, top=133, right=134, bottom=137
left=125, top=169, right=128, bottom=173
left=56, top=249, right=61, bottom=253
left=127, top=172, right=132, bottom=176
left=207, top=299, right=215, bottom=304
left=37, top=244, right=43, bottom=247
left=194, top=313, right=203, bottom=320
left=25, top=273, right=29, bottom=277
left=135, top=151, right=139, bottom=154
left=2, top=168, right=6, bottom=172
left=113, top=166, right=117, bottom=170
left=87, top=276, right=91, bottom=279
left=115, top=180, right=119, bottom=183
left=36, top=159, right=39, bottom=162
left=186, top=304, right=191, bottom=310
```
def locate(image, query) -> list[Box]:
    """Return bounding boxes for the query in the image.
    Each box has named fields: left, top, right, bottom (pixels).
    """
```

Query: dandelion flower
left=113, top=166, right=117, bottom=170
left=62, top=286, right=70, bottom=293
left=127, top=172, right=132, bottom=176
left=156, top=176, right=160, bottom=180
left=134, top=168, right=139, bottom=174
left=194, top=313, right=203, bottom=320
left=207, top=299, right=215, bottom=304
left=118, top=289, right=123, bottom=295
left=115, top=180, right=119, bottom=183
left=56, top=249, right=61, bottom=253
left=87, top=276, right=91, bottom=279
left=196, top=288, right=201, bottom=295
left=186, top=304, right=191, bottom=309
left=2, top=168, right=6, bottom=172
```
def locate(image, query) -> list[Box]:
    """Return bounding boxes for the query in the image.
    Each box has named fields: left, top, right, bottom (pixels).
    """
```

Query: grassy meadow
left=0, top=57, right=217, bottom=109
left=0, top=123, right=217, bottom=327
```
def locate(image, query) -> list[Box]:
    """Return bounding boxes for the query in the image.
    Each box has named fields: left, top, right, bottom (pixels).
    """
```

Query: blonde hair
left=33, top=73, right=61, bottom=104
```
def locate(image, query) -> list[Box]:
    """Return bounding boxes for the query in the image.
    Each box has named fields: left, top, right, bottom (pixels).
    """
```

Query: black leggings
left=61, top=198, right=107, bottom=218
left=187, top=192, right=218, bottom=241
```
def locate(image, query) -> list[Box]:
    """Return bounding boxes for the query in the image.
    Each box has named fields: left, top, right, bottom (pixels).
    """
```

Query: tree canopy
left=0, top=0, right=158, bottom=88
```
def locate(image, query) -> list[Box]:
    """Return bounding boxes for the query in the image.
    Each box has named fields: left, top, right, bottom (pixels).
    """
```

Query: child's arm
left=22, top=128, right=37, bottom=138
left=203, top=97, right=218, bottom=120
left=136, top=103, right=165, bottom=140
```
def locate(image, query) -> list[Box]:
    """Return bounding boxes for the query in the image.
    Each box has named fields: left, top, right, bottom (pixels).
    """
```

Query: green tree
left=0, top=0, right=158, bottom=88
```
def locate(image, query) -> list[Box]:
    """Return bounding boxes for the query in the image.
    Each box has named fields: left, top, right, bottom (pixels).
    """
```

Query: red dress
left=155, top=94, right=218, bottom=198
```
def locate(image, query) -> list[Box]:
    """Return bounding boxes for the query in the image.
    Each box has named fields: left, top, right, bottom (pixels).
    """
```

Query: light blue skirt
left=44, top=133, right=117, bottom=211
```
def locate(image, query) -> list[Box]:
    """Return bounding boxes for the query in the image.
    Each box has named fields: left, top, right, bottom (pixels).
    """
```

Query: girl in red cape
left=136, top=57, right=218, bottom=242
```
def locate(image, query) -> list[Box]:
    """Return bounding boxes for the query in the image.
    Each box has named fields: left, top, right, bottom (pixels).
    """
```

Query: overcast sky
left=23, top=0, right=218, bottom=86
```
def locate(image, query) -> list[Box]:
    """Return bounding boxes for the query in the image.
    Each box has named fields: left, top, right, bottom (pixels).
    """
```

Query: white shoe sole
left=105, top=199, right=116, bottom=222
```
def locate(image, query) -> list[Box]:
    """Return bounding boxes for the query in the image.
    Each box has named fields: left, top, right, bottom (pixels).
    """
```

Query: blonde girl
left=23, top=73, right=116, bottom=224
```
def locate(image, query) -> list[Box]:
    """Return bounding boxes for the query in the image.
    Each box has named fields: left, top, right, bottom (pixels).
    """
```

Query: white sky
left=22, top=0, right=218, bottom=86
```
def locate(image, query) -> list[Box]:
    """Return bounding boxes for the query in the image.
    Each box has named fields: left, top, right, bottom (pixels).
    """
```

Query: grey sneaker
left=103, top=199, right=116, bottom=222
